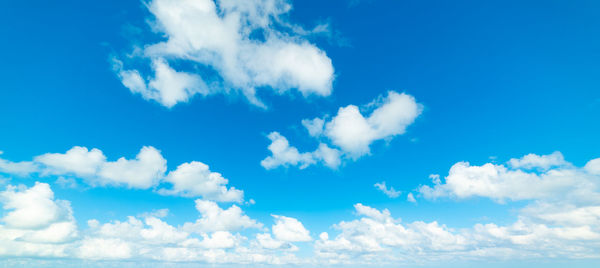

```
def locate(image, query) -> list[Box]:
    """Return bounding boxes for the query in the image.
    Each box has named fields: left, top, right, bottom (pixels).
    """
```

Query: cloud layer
left=1, top=152, right=600, bottom=265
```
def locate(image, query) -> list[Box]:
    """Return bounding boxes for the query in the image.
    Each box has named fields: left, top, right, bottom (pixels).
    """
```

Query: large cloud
left=262, top=91, right=422, bottom=169
left=0, top=182, right=77, bottom=257
left=114, top=0, right=334, bottom=108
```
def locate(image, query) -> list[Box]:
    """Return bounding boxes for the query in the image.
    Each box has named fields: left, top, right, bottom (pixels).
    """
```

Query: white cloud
left=2, top=146, right=243, bottom=201
left=98, top=146, right=167, bottom=189
left=316, top=204, right=468, bottom=262
left=374, top=181, right=401, bottom=198
left=0, top=152, right=38, bottom=177
left=585, top=158, right=600, bottom=175
left=158, top=161, right=243, bottom=202
left=324, top=91, right=422, bottom=158
left=418, top=152, right=600, bottom=203
left=261, top=132, right=317, bottom=169
left=271, top=215, right=311, bottom=242
left=77, top=238, right=132, bottom=260
left=36, top=146, right=167, bottom=189
left=35, top=146, right=106, bottom=177
left=198, top=231, right=240, bottom=249
left=508, top=151, right=568, bottom=170
left=263, top=91, right=421, bottom=169
left=183, top=200, right=262, bottom=233
left=0, top=182, right=307, bottom=265
left=113, top=58, right=210, bottom=108
left=0, top=183, right=78, bottom=257
left=406, top=192, right=416, bottom=203
left=255, top=233, right=294, bottom=250
left=115, top=0, right=334, bottom=108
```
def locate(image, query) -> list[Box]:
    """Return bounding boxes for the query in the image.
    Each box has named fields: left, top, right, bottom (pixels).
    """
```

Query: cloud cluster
left=0, top=182, right=77, bottom=257
left=114, top=0, right=334, bottom=108
left=262, top=91, right=422, bottom=169
left=0, top=182, right=312, bottom=265
left=0, top=146, right=242, bottom=202
left=3, top=152, right=600, bottom=265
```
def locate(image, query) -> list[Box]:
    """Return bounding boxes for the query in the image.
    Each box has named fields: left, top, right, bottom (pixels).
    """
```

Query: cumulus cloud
left=418, top=152, right=600, bottom=203
left=1, top=146, right=242, bottom=202
left=261, top=132, right=316, bottom=169
left=158, top=161, right=243, bottom=202
left=261, top=132, right=340, bottom=169
left=263, top=91, right=421, bottom=169
left=183, top=200, right=262, bottom=233
left=115, top=0, right=334, bottom=108
left=0, top=182, right=77, bottom=257
left=36, top=146, right=166, bottom=189
left=271, top=215, right=311, bottom=242
left=374, top=181, right=401, bottom=198
left=324, top=91, right=422, bottom=157
left=0, top=182, right=308, bottom=265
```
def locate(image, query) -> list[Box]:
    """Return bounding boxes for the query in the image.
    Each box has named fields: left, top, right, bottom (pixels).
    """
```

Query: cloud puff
left=262, top=91, right=421, bottom=169
left=271, top=215, right=311, bottom=242
left=374, top=181, right=401, bottom=198
left=114, top=0, right=334, bottom=108
left=324, top=92, right=422, bottom=158
left=0, top=182, right=78, bottom=257
left=158, top=161, right=243, bottom=202
left=183, top=200, right=262, bottom=233
left=36, top=146, right=166, bottom=189
left=2, top=146, right=242, bottom=202
left=418, top=152, right=600, bottom=203
left=507, top=151, right=568, bottom=170
left=260, top=132, right=342, bottom=169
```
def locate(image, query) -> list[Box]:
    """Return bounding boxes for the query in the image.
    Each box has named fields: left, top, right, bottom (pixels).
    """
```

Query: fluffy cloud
left=183, top=200, right=262, bottom=233
left=158, top=161, right=243, bottom=202
left=271, top=215, right=311, bottom=242
left=374, top=181, right=401, bottom=198
left=324, top=92, right=422, bottom=157
left=263, top=91, right=421, bottom=169
left=418, top=152, right=600, bottom=203
left=261, top=132, right=316, bottom=169
left=0, top=182, right=77, bottom=257
left=260, top=132, right=342, bottom=169
left=507, top=151, right=568, bottom=170
left=2, top=146, right=242, bottom=201
left=0, top=182, right=308, bottom=265
left=115, top=0, right=334, bottom=108
left=36, top=146, right=166, bottom=189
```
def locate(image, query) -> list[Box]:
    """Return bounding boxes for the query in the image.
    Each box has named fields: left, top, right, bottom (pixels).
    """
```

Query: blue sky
left=1, top=0, right=600, bottom=267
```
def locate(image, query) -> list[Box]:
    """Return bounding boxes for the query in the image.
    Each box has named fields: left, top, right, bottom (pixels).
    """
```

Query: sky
left=1, top=0, right=600, bottom=267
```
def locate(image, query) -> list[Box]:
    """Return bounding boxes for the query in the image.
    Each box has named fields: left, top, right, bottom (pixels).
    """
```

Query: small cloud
left=407, top=193, right=416, bottom=203
left=374, top=181, right=401, bottom=198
